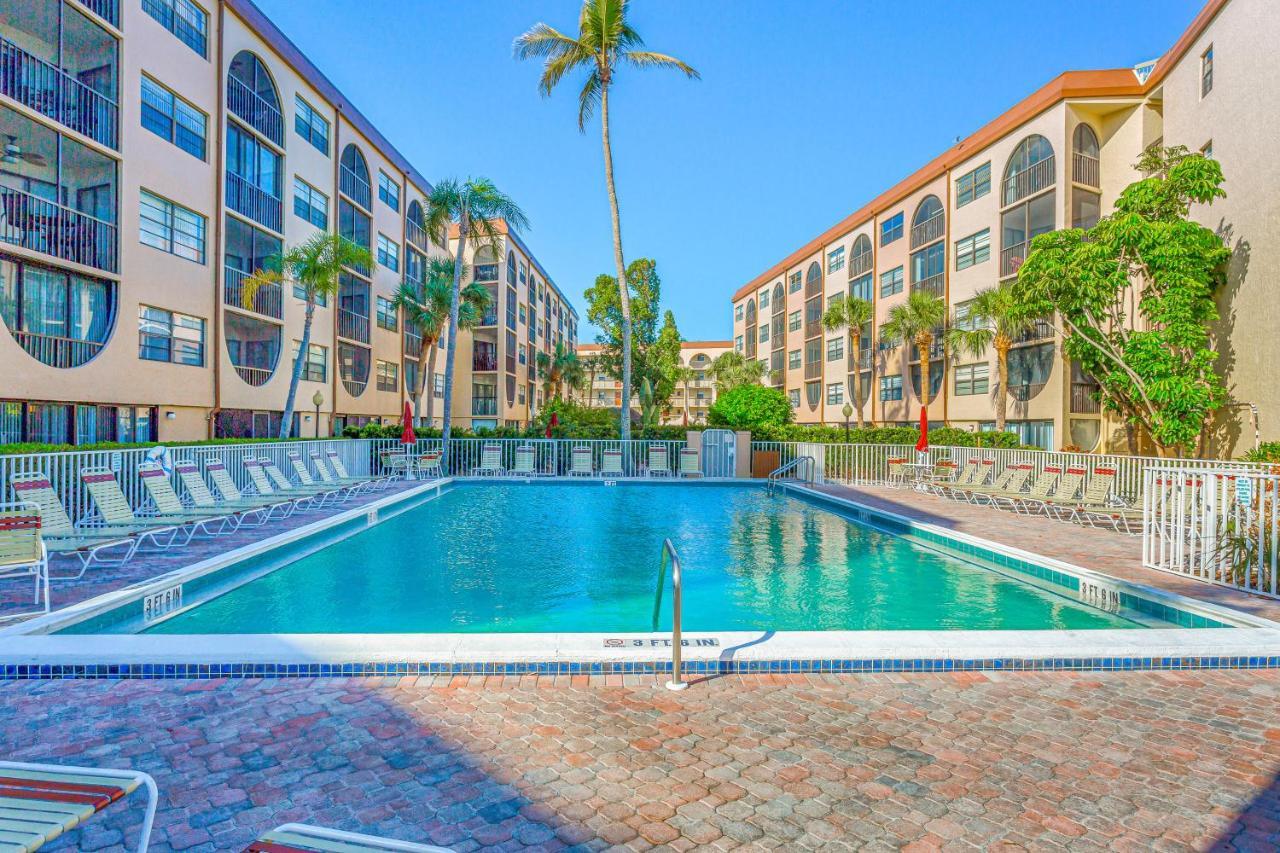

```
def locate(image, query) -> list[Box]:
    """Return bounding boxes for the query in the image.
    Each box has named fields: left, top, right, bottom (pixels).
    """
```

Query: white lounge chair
left=678, top=449, right=702, bottom=478
left=511, top=445, right=537, bottom=476
left=570, top=446, right=594, bottom=476
left=173, top=461, right=288, bottom=527
left=247, top=822, right=453, bottom=852
left=326, top=450, right=392, bottom=491
left=601, top=449, right=624, bottom=477
left=472, top=443, right=505, bottom=476
left=206, top=460, right=297, bottom=519
left=647, top=445, right=671, bottom=477
left=0, top=502, right=50, bottom=621
left=8, top=473, right=138, bottom=568
left=0, top=760, right=157, bottom=853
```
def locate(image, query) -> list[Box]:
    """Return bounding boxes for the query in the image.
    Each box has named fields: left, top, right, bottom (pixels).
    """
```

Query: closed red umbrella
left=915, top=406, right=929, bottom=454
left=400, top=400, right=415, bottom=446
left=545, top=412, right=559, bottom=439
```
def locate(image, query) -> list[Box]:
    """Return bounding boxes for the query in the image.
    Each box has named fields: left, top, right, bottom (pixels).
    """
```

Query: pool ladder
left=651, top=538, right=687, bottom=691
left=767, top=456, right=816, bottom=494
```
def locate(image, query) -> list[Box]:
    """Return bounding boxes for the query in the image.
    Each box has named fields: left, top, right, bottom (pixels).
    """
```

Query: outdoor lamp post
left=312, top=390, right=324, bottom=438
left=842, top=402, right=853, bottom=442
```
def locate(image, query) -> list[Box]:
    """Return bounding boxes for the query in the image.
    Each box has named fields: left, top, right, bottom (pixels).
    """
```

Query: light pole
left=841, top=402, right=853, bottom=443
left=312, top=390, right=324, bottom=438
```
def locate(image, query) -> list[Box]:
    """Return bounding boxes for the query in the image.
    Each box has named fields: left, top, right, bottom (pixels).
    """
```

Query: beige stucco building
left=729, top=0, right=1275, bottom=454
left=578, top=340, right=732, bottom=426
left=0, top=0, right=575, bottom=445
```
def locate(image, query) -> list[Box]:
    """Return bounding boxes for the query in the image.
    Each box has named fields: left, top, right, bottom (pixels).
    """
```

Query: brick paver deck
left=2, top=670, right=1277, bottom=851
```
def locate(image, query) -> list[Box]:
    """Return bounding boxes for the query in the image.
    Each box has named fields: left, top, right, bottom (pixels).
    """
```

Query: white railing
left=436, top=438, right=687, bottom=478
left=1142, top=467, right=1279, bottom=598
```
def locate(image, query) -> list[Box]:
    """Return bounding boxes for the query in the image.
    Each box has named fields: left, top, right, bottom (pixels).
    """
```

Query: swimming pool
left=71, top=481, right=1203, bottom=634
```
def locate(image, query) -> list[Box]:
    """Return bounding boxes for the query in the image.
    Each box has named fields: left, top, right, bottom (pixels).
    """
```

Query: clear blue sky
left=255, top=0, right=1205, bottom=342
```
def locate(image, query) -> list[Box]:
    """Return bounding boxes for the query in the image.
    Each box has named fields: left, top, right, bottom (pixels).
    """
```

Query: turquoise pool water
left=140, top=482, right=1146, bottom=634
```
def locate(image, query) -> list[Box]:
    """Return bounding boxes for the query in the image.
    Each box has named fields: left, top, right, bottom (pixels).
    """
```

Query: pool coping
left=3, top=477, right=1279, bottom=679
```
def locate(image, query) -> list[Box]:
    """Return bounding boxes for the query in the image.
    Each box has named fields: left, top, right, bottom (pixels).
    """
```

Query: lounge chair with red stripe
left=9, top=473, right=149, bottom=570
left=0, top=503, right=49, bottom=622
left=81, top=467, right=211, bottom=547
left=325, top=450, right=393, bottom=491
left=136, top=463, right=238, bottom=535
left=258, top=457, right=344, bottom=506
left=0, top=760, right=156, bottom=853
left=205, top=460, right=298, bottom=520
left=174, top=461, right=293, bottom=526
left=247, top=823, right=453, bottom=852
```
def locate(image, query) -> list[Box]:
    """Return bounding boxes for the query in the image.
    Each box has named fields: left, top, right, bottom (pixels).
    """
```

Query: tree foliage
left=1012, top=145, right=1229, bottom=454
left=707, top=385, right=793, bottom=431
left=584, top=258, right=681, bottom=405
left=708, top=350, right=767, bottom=393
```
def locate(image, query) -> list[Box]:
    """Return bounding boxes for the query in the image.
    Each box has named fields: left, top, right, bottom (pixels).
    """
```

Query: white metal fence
left=1142, top=467, right=1279, bottom=599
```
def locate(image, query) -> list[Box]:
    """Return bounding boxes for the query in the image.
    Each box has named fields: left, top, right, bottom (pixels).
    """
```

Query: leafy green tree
left=242, top=232, right=372, bottom=438
left=1013, top=145, right=1229, bottom=454
left=650, top=310, right=683, bottom=405
left=708, top=350, right=766, bottom=393
left=943, top=283, right=1035, bottom=432
left=584, top=258, right=669, bottom=405
left=392, top=257, right=492, bottom=427
left=423, top=178, right=527, bottom=460
left=671, top=364, right=695, bottom=425
left=637, top=377, right=661, bottom=431
left=708, top=385, right=793, bottom=431
left=535, top=340, right=582, bottom=401
left=517, top=0, right=698, bottom=442
left=821, top=294, right=874, bottom=427
left=881, top=290, right=948, bottom=408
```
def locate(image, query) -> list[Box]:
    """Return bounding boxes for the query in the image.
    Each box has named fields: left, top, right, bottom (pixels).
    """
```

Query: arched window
left=339, top=144, right=371, bottom=210
left=225, top=312, right=280, bottom=386
left=804, top=261, right=821, bottom=297
left=506, top=251, right=517, bottom=286
left=338, top=342, right=370, bottom=397
left=1002, top=134, right=1055, bottom=206
left=406, top=200, right=427, bottom=249
left=772, top=283, right=784, bottom=307
left=1072, top=124, right=1099, bottom=158
left=744, top=298, right=756, bottom=324
left=227, top=51, right=282, bottom=145
left=1071, top=124, right=1100, bottom=188
left=910, top=195, right=944, bottom=248
left=849, top=234, right=872, bottom=277
left=744, top=298, right=757, bottom=358
left=1, top=259, right=115, bottom=368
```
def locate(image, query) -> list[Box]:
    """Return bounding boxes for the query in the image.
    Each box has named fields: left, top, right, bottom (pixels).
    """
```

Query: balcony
left=1000, top=241, right=1027, bottom=278
left=804, top=360, right=821, bottom=380
left=223, top=266, right=282, bottom=319
left=478, top=309, right=497, bottom=328
left=1008, top=381, right=1046, bottom=402
left=339, top=164, right=371, bottom=211
left=404, top=329, right=423, bottom=359
left=849, top=252, right=873, bottom=278
left=1013, top=318, right=1054, bottom=344
left=910, top=340, right=946, bottom=363
left=10, top=329, right=105, bottom=368
left=226, top=75, right=282, bottom=147
left=338, top=308, right=370, bottom=343
left=80, top=0, right=119, bottom=26
left=473, top=351, right=498, bottom=372
left=850, top=350, right=872, bottom=371
left=1071, top=382, right=1102, bottom=414
left=472, top=398, right=498, bottom=417
left=0, top=187, right=117, bottom=273
left=1072, top=153, right=1100, bottom=188
left=0, top=37, right=118, bottom=149
left=473, top=264, right=498, bottom=283
left=225, top=172, right=282, bottom=233
left=406, top=219, right=429, bottom=251
left=1002, top=155, right=1055, bottom=206
left=911, top=273, right=944, bottom=298
left=234, top=365, right=272, bottom=387
left=910, top=212, right=944, bottom=249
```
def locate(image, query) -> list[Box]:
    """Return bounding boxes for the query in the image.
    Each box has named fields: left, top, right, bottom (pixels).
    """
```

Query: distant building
left=577, top=341, right=733, bottom=425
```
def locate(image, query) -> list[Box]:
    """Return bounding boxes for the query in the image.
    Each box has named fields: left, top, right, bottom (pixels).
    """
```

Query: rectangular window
left=291, top=341, right=327, bottom=382
left=140, top=190, right=206, bottom=263
left=879, top=212, right=903, bottom=246
left=826, top=382, right=844, bottom=405
left=139, top=306, right=205, bottom=366
left=788, top=389, right=800, bottom=408
left=292, top=177, right=328, bottom=228
left=294, top=96, right=330, bottom=154
left=826, top=337, right=844, bottom=361
left=879, top=266, right=904, bottom=297
left=376, top=360, right=398, bottom=392
left=827, top=246, right=845, bottom=274
left=140, top=76, right=206, bottom=159
left=518, top=343, right=526, bottom=364
left=735, top=304, right=743, bottom=321
left=954, top=228, right=991, bottom=270
left=378, top=171, right=400, bottom=210
left=954, top=362, right=990, bottom=396
left=953, top=300, right=978, bottom=331
left=1201, top=139, right=1214, bottom=159
left=879, top=374, right=903, bottom=401
left=376, top=234, right=399, bottom=272
left=376, top=296, right=397, bottom=331
left=788, top=310, right=801, bottom=332
left=758, top=288, right=770, bottom=308
left=433, top=372, right=445, bottom=397
left=1201, top=45, right=1213, bottom=97
left=143, top=0, right=208, bottom=57
left=788, top=271, right=802, bottom=293
left=734, top=335, right=743, bottom=352
left=849, top=273, right=873, bottom=303
left=759, top=323, right=769, bottom=343
left=788, top=349, right=801, bottom=370
left=955, top=162, right=991, bottom=207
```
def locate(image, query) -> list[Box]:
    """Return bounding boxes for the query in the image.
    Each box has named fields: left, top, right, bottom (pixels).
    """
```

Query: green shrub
left=1242, top=441, right=1280, bottom=463
left=0, top=435, right=324, bottom=456
left=707, top=386, right=793, bottom=431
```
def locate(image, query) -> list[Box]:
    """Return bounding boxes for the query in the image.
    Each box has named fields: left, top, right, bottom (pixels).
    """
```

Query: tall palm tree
left=882, top=290, right=948, bottom=409
left=423, top=178, right=527, bottom=462
left=516, top=0, right=698, bottom=443
left=821, top=294, right=874, bottom=428
left=242, top=232, right=371, bottom=439
left=579, top=354, right=598, bottom=406
left=708, top=350, right=766, bottom=393
left=393, top=257, right=492, bottom=427
left=944, top=283, right=1036, bottom=431
left=536, top=340, right=581, bottom=401
left=673, top=364, right=695, bottom=425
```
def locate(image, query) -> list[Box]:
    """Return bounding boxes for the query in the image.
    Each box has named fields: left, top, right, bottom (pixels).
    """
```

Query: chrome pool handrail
left=651, top=538, right=687, bottom=691
left=767, top=455, right=815, bottom=493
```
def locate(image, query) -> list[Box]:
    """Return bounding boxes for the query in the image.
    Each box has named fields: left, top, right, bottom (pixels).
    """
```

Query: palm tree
left=673, top=364, right=695, bottom=425
left=944, top=283, right=1036, bottom=432
left=882, top=290, right=948, bottom=409
left=423, top=178, right=527, bottom=462
left=578, top=354, right=598, bottom=406
left=393, top=257, right=492, bottom=427
left=535, top=340, right=581, bottom=401
left=516, top=0, right=698, bottom=443
left=822, top=294, right=875, bottom=428
left=242, top=232, right=371, bottom=439
left=708, top=350, right=766, bottom=393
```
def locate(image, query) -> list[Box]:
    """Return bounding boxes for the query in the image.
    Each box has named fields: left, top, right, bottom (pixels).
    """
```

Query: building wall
left=579, top=342, right=731, bottom=425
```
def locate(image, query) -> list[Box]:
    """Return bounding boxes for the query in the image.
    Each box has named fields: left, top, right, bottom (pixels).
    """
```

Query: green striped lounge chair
left=0, top=760, right=157, bottom=853
left=243, top=458, right=324, bottom=510
left=81, top=467, right=193, bottom=549
left=259, top=457, right=341, bottom=506
left=511, top=445, right=537, bottom=477
left=414, top=450, right=444, bottom=479
left=307, top=451, right=368, bottom=493
left=920, top=460, right=957, bottom=495
left=601, top=449, right=624, bottom=477
left=1034, top=466, right=1087, bottom=518
left=570, top=446, right=594, bottom=476
left=137, top=462, right=237, bottom=535
left=678, top=449, right=702, bottom=478
left=968, top=464, right=1035, bottom=509
left=472, top=444, right=505, bottom=477
left=647, top=445, right=671, bottom=477
left=206, top=460, right=297, bottom=520
left=1074, top=468, right=1141, bottom=532
left=326, top=450, right=392, bottom=491
left=939, top=458, right=983, bottom=499
left=1011, top=465, right=1066, bottom=515
left=174, top=461, right=289, bottom=526
left=247, top=822, right=453, bottom=852
left=0, top=503, right=50, bottom=621
left=288, top=452, right=357, bottom=503
left=8, top=473, right=137, bottom=569
left=886, top=457, right=908, bottom=488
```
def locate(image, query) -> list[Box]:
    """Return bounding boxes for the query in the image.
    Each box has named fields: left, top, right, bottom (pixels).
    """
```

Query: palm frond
left=577, top=70, right=603, bottom=130
left=622, top=50, right=699, bottom=79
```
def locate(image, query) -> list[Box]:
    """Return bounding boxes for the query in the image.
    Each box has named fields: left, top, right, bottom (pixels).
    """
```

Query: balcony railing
left=80, top=0, right=119, bottom=26
left=473, top=352, right=497, bottom=372
left=804, top=360, right=821, bottom=380
left=406, top=219, right=429, bottom=251
left=339, top=165, right=371, bottom=211
left=404, top=330, right=423, bottom=359
left=10, top=329, right=105, bottom=368
left=910, top=212, right=945, bottom=248
left=478, top=310, right=497, bottom=328
left=0, top=187, right=117, bottom=273
left=850, top=350, right=873, bottom=371
left=472, top=398, right=498, bottom=416
left=338, top=308, right=370, bottom=343
left=910, top=340, right=946, bottom=363
left=0, top=37, right=118, bottom=149
left=1071, top=382, right=1102, bottom=414
left=1013, top=318, right=1055, bottom=344
left=1072, top=153, right=1100, bottom=188
left=911, top=272, right=944, bottom=298
left=223, top=266, right=282, bottom=319
left=225, top=172, right=282, bottom=233
left=849, top=252, right=873, bottom=278
left=473, top=264, right=498, bottom=283
left=233, top=364, right=273, bottom=387
left=1000, top=241, right=1027, bottom=278
left=1002, top=155, right=1055, bottom=206
left=1008, top=381, right=1047, bottom=402
left=226, top=75, right=283, bottom=147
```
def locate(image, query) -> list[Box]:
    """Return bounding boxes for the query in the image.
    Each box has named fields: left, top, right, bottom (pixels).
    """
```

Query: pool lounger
left=0, top=760, right=156, bottom=853
left=247, top=823, right=454, bottom=852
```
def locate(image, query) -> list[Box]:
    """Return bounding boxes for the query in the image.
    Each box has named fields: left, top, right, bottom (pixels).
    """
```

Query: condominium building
left=729, top=0, right=1276, bottom=454
left=447, top=221, right=578, bottom=430
left=0, top=0, right=575, bottom=445
left=577, top=340, right=732, bottom=425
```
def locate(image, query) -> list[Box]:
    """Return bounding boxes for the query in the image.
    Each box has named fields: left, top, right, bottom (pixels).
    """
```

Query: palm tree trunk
left=278, top=300, right=314, bottom=439
left=850, top=330, right=864, bottom=429
left=683, top=378, right=690, bottom=426
left=441, top=212, right=469, bottom=466
left=918, top=334, right=932, bottom=409
left=419, top=338, right=436, bottom=427
left=994, top=339, right=1010, bottom=432
left=600, top=83, right=631, bottom=441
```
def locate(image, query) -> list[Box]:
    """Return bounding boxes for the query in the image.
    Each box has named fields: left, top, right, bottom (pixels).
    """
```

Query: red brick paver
left=3, top=670, right=1277, bottom=851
